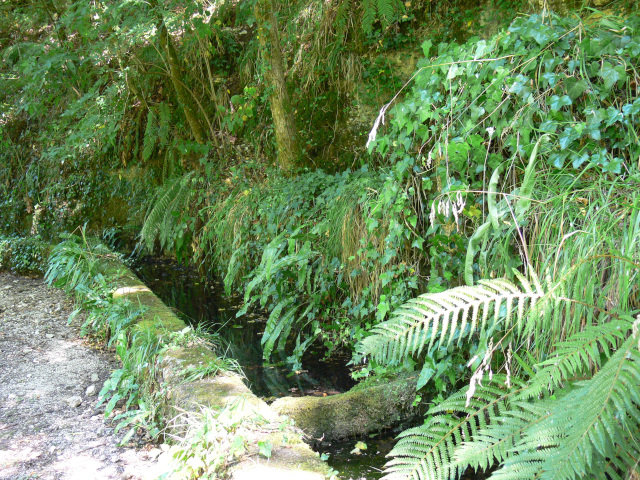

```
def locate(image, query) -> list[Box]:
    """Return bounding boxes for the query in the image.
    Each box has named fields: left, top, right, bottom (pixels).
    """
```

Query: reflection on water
left=132, top=256, right=354, bottom=398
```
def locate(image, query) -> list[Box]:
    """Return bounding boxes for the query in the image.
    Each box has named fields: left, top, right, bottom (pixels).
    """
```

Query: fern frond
left=140, top=172, right=195, bottom=253
left=361, top=0, right=376, bottom=34
left=376, top=0, right=397, bottom=23
left=157, top=102, right=171, bottom=147
left=454, top=398, right=547, bottom=476
left=358, top=278, right=544, bottom=367
left=519, top=318, right=632, bottom=400
left=493, top=334, right=640, bottom=480
left=142, top=108, right=158, bottom=162
left=383, top=375, right=525, bottom=480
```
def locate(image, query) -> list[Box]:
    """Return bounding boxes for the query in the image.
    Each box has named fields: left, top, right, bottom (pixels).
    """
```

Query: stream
left=133, top=256, right=396, bottom=479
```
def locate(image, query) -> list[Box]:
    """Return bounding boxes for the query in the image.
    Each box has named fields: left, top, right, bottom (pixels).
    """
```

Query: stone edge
left=108, top=261, right=331, bottom=479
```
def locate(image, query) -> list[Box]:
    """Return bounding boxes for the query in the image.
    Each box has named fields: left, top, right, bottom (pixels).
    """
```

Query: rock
left=86, top=385, right=97, bottom=396
left=46, top=334, right=54, bottom=339
left=67, top=396, right=82, bottom=408
left=271, top=373, right=420, bottom=440
left=90, top=373, right=99, bottom=382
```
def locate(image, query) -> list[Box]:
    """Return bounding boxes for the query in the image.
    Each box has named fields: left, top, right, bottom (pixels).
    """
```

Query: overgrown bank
left=3, top=2, right=640, bottom=479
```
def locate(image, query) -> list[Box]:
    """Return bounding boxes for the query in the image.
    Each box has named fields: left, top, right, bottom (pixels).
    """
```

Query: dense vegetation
left=2, top=0, right=640, bottom=478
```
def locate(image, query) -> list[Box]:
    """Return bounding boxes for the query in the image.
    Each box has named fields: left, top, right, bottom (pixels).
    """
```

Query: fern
left=385, top=375, right=526, bottom=480
left=376, top=0, right=398, bottom=24
left=382, top=320, right=640, bottom=480
left=518, top=319, right=631, bottom=400
left=157, top=102, right=171, bottom=147
left=358, top=277, right=545, bottom=367
left=492, top=333, right=640, bottom=480
left=142, top=108, right=158, bottom=162
left=237, top=228, right=321, bottom=363
left=361, top=0, right=377, bottom=35
left=140, top=171, right=195, bottom=253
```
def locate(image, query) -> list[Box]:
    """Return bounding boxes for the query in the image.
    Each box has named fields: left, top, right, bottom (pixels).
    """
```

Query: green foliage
left=356, top=13, right=640, bottom=475
left=140, top=171, right=197, bottom=259
left=197, top=165, right=428, bottom=366
left=45, top=231, right=116, bottom=292
left=98, top=330, right=165, bottom=444
left=362, top=0, right=405, bottom=35
left=0, top=235, right=47, bottom=275
left=46, top=236, right=241, bottom=451
left=365, top=265, right=639, bottom=479
left=160, top=399, right=279, bottom=480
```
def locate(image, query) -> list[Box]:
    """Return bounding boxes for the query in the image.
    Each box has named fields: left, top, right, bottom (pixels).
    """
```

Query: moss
left=271, top=373, right=420, bottom=439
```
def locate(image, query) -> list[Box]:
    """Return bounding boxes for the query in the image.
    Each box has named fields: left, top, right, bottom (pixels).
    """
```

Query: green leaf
left=599, top=62, right=627, bottom=91
left=464, top=221, right=491, bottom=286
left=258, top=440, right=273, bottom=458
left=417, top=361, right=436, bottom=389
left=422, top=39, right=433, bottom=57
left=565, top=78, right=588, bottom=100
left=515, top=137, right=540, bottom=221
left=547, top=95, right=572, bottom=111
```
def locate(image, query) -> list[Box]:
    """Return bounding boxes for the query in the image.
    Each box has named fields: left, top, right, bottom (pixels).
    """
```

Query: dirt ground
left=0, top=272, right=170, bottom=480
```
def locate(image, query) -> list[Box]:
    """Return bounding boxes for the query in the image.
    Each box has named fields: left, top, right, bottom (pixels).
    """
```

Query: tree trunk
left=159, top=25, right=207, bottom=145
left=255, top=0, right=302, bottom=173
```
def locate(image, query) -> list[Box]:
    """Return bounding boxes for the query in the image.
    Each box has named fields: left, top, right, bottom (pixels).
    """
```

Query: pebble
left=67, top=396, right=82, bottom=407
left=46, top=333, right=54, bottom=338
left=86, top=385, right=97, bottom=396
left=90, top=373, right=100, bottom=382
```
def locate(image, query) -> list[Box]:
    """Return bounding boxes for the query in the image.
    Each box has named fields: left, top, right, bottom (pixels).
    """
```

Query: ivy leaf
left=542, top=72, right=557, bottom=87
left=508, top=75, right=532, bottom=99
left=590, top=149, right=608, bottom=166
left=547, top=95, right=572, bottom=112
left=604, top=106, right=623, bottom=127
left=585, top=106, right=605, bottom=127
left=599, top=62, right=627, bottom=91
left=540, top=119, right=558, bottom=133
left=565, top=78, right=588, bottom=100
left=548, top=151, right=569, bottom=168
left=558, top=127, right=580, bottom=150
left=571, top=152, right=590, bottom=168
left=602, top=157, right=623, bottom=173
left=584, top=125, right=601, bottom=141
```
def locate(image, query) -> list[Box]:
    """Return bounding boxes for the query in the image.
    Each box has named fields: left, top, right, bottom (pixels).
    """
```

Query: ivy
left=369, top=12, right=640, bottom=284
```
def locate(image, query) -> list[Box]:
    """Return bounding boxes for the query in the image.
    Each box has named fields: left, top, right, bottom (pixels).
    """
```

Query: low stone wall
left=111, top=263, right=330, bottom=480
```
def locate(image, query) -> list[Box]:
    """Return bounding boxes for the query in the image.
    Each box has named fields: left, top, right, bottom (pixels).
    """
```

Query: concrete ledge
left=109, top=262, right=330, bottom=479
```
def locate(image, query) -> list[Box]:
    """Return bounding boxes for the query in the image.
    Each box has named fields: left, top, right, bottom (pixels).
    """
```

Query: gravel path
left=0, top=273, right=167, bottom=480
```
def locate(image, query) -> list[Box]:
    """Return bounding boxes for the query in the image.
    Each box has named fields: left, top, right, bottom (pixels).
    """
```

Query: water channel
left=133, top=256, right=396, bottom=479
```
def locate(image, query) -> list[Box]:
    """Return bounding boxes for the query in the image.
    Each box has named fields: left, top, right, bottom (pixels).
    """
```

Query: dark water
left=132, top=256, right=395, bottom=479
left=132, top=256, right=355, bottom=398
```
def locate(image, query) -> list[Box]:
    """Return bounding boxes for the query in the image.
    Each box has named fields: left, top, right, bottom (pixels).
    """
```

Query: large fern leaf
left=492, top=333, right=640, bottom=480
left=361, top=0, right=377, bottom=34
left=140, top=171, right=195, bottom=252
left=519, top=318, right=631, bottom=400
left=383, top=375, right=525, bottom=480
left=142, top=108, right=158, bottom=162
left=357, top=278, right=544, bottom=366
